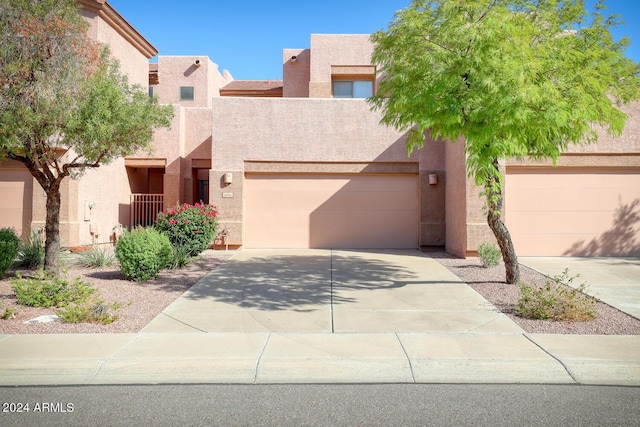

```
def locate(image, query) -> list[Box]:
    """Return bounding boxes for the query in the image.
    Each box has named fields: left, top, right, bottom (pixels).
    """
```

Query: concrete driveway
left=3, top=250, right=640, bottom=386
left=144, top=249, right=522, bottom=334
left=520, top=257, right=640, bottom=320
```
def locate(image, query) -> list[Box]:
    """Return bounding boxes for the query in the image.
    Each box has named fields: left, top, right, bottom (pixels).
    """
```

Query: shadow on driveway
left=181, top=250, right=462, bottom=312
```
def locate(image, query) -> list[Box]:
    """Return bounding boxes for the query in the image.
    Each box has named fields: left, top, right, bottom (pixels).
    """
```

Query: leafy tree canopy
left=370, top=0, right=640, bottom=283
left=0, top=0, right=174, bottom=274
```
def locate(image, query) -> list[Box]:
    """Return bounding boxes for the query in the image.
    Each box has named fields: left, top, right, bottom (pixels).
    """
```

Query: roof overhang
left=77, top=0, right=158, bottom=59
left=125, top=158, right=166, bottom=168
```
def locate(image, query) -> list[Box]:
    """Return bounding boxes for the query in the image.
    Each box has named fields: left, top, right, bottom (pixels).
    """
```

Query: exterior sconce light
left=428, top=173, right=438, bottom=185
left=291, top=55, right=297, bottom=62
left=194, top=59, right=201, bottom=67
left=223, top=173, right=233, bottom=185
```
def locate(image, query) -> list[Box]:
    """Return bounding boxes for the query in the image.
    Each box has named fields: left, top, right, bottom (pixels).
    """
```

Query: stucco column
left=209, top=169, right=243, bottom=247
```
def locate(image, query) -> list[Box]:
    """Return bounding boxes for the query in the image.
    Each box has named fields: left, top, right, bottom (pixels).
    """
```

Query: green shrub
left=11, top=271, right=95, bottom=308
left=155, top=203, right=218, bottom=257
left=16, top=231, right=45, bottom=269
left=56, top=300, right=122, bottom=324
left=477, top=241, right=501, bottom=267
left=517, top=269, right=598, bottom=321
left=116, top=227, right=171, bottom=281
left=78, top=245, right=116, bottom=268
left=1, top=305, right=16, bottom=320
left=0, top=227, right=20, bottom=276
left=166, top=245, right=193, bottom=269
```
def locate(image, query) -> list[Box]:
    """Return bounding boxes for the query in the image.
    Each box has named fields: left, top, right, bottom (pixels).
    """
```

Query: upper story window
left=330, top=65, right=376, bottom=99
left=332, top=80, right=373, bottom=98
left=180, top=86, right=195, bottom=101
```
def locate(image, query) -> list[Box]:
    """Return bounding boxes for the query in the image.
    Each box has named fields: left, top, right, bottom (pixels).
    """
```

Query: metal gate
left=130, top=194, right=164, bottom=228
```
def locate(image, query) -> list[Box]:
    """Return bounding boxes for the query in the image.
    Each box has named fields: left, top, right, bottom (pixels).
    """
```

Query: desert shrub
left=0, top=227, right=20, bottom=276
left=517, top=269, right=598, bottom=321
left=155, top=203, right=218, bottom=257
left=56, top=300, right=122, bottom=325
left=166, top=245, right=193, bottom=269
left=116, top=227, right=171, bottom=281
left=78, top=245, right=116, bottom=268
left=11, top=271, right=95, bottom=308
left=16, top=231, right=45, bottom=269
left=0, top=304, right=16, bottom=320
left=477, top=241, right=501, bottom=267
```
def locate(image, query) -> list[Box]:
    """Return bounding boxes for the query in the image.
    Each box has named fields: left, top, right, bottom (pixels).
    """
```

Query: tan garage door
left=245, top=173, right=418, bottom=249
left=505, top=167, right=640, bottom=256
left=0, top=168, right=33, bottom=238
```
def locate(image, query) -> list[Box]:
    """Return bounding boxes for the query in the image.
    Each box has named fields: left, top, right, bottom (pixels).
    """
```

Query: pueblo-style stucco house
left=0, top=1, right=638, bottom=258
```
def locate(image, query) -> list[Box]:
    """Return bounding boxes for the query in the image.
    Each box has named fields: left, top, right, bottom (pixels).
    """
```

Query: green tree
left=369, top=0, right=640, bottom=283
left=0, top=0, right=173, bottom=275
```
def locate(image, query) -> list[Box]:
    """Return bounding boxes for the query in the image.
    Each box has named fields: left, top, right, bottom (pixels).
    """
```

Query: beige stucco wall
left=213, top=98, right=412, bottom=169
left=73, top=158, right=132, bottom=245
left=283, top=49, right=310, bottom=97
left=155, top=56, right=229, bottom=108
left=564, top=102, right=640, bottom=154
left=210, top=97, right=447, bottom=247
left=507, top=102, right=640, bottom=168
left=444, top=140, right=468, bottom=257
left=309, top=34, right=374, bottom=98
left=81, top=10, right=150, bottom=88
left=181, top=108, right=213, bottom=204
left=136, top=103, right=215, bottom=209
left=35, top=4, right=156, bottom=246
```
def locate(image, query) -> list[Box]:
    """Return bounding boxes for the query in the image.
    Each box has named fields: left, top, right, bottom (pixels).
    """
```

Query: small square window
left=353, top=81, right=373, bottom=98
left=180, top=86, right=194, bottom=101
left=332, top=81, right=353, bottom=98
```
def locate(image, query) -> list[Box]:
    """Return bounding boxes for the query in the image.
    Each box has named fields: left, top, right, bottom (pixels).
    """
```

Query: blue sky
left=108, top=0, right=640, bottom=81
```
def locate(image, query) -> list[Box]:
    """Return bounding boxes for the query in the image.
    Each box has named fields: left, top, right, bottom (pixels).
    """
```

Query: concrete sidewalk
left=1, top=250, right=639, bottom=386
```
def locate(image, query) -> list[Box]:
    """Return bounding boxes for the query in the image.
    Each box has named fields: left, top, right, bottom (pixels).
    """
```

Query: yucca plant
left=16, top=231, right=45, bottom=269
left=77, top=245, right=116, bottom=268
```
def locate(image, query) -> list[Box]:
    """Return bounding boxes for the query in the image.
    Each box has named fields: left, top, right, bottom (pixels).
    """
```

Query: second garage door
left=0, top=168, right=33, bottom=238
left=245, top=173, right=418, bottom=249
left=505, top=167, right=640, bottom=256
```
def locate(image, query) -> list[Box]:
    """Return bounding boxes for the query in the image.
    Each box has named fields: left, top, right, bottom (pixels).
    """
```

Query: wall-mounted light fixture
left=84, top=200, right=95, bottom=221
left=429, top=173, right=438, bottom=185
left=223, top=173, right=233, bottom=185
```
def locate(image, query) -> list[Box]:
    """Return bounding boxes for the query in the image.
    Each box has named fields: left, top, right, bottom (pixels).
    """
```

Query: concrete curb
left=1, top=332, right=638, bottom=386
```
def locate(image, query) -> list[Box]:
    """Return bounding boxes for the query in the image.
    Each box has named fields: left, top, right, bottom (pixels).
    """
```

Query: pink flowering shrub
left=155, top=203, right=218, bottom=256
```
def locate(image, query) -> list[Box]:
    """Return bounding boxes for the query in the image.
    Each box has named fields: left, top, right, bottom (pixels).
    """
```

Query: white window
left=332, top=80, right=373, bottom=98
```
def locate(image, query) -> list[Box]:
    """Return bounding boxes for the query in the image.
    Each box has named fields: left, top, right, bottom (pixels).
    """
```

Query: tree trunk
left=44, top=183, right=62, bottom=276
left=485, top=161, right=520, bottom=284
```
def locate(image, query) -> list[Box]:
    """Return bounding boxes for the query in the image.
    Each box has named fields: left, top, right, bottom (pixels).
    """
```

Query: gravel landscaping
left=0, top=250, right=638, bottom=335
left=432, top=253, right=640, bottom=335
left=0, top=253, right=232, bottom=334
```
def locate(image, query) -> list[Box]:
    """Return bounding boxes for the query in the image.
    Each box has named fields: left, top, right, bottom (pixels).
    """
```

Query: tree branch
left=62, top=151, right=106, bottom=173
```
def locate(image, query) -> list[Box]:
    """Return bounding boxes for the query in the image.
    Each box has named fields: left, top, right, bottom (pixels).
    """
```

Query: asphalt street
left=1, top=384, right=639, bottom=426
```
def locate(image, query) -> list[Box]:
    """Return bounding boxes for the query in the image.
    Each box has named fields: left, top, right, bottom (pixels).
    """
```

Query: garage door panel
left=506, top=168, right=640, bottom=256
left=507, top=188, right=633, bottom=212
left=245, top=173, right=418, bottom=249
left=320, top=190, right=416, bottom=211
left=312, top=209, right=416, bottom=228
left=509, top=211, right=620, bottom=235
left=507, top=169, right=640, bottom=189
left=0, top=169, right=33, bottom=238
